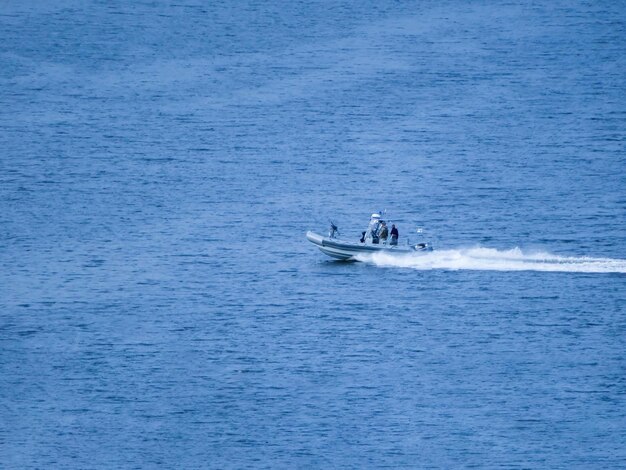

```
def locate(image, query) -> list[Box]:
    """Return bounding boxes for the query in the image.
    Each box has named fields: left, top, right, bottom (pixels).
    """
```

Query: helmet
left=371, top=213, right=381, bottom=219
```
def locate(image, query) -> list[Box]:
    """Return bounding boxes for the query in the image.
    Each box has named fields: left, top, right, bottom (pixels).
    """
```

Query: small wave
left=355, top=247, right=626, bottom=273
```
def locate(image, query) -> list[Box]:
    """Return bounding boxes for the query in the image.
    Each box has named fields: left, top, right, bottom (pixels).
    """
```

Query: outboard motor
left=413, top=242, right=433, bottom=252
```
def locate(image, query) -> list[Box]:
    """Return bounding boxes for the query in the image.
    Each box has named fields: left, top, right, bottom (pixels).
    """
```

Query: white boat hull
left=306, top=231, right=431, bottom=260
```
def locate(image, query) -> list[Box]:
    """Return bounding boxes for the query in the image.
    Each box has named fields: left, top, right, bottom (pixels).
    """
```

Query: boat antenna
left=328, top=219, right=339, bottom=238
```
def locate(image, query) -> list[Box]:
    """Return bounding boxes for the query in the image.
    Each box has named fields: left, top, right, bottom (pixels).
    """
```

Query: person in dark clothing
left=390, top=224, right=399, bottom=245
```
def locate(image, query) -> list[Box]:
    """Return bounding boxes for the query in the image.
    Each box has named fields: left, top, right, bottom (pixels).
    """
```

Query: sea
left=1, top=1, right=625, bottom=468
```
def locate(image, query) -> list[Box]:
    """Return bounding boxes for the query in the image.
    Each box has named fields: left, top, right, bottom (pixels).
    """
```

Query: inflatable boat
left=306, top=230, right=432, bottom=260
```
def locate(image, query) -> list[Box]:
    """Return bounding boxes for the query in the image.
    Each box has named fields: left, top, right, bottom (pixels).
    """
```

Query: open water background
left=1, top=1, right=625, bottom=468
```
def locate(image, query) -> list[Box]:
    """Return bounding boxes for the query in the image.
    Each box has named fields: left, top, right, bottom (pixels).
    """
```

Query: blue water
left=2, top=1, right=625, bottom=468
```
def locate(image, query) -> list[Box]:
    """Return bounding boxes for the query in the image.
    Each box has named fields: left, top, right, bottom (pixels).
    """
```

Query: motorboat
left=306, top=231, right=432, bottom=260
left=306, top=215, right=432, bottom=260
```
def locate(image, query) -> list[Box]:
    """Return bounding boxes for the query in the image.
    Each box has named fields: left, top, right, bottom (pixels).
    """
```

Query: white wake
left=355, top=247, right=626, bottom=273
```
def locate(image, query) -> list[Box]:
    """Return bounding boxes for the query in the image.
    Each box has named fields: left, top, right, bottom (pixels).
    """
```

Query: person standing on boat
left=379, top=221, right=389, bottom=244
left=390, top=224, right=399, bottom=245
left=365, top=213, right=381, bottom=244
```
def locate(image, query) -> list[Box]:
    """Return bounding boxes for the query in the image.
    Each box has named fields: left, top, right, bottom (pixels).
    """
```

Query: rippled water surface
left=2, top=1, right=625, bottom=468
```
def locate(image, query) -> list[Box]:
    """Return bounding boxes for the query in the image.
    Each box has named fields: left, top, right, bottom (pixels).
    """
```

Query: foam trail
left=355, top=247, right=626, bottom=273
